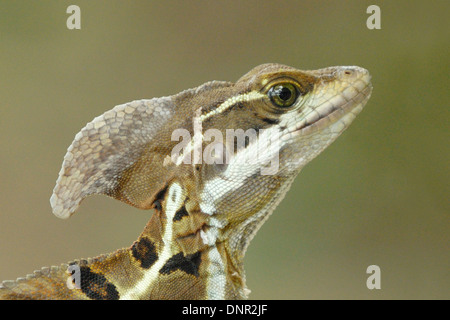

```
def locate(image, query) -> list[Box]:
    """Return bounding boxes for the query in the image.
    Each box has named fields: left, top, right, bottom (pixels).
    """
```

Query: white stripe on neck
left=120, top=182, right=184, bottom=300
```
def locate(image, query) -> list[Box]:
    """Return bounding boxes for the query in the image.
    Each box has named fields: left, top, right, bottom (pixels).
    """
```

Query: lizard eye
left=268, top=83, right=298, bottom=108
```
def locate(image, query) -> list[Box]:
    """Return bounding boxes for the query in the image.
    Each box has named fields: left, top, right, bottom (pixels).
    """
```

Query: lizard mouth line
left=293, top=83, right=372, bottom=135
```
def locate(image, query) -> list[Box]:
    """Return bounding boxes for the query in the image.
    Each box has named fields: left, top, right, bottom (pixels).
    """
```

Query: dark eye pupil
left=278, top=86, right=292, bottom=101
left=268, top=82, right=299, bottom=108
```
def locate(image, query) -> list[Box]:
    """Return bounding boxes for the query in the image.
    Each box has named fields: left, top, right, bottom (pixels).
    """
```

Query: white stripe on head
left=199, top=91, right=265, bottom=122
left=200, top=125, right=284, bottom=212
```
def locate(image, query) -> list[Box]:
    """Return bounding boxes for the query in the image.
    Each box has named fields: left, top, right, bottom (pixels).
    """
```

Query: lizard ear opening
left=50, top=97, right=175, bottom=219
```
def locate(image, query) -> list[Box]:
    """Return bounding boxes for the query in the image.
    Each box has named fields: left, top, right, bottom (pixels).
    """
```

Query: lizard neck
left=115, top=181, right=248, bottom=300
left=121, top=173, right=296, bottom=300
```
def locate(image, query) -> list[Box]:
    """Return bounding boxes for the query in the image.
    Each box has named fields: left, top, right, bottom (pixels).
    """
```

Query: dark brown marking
left=173, top=205, right=189, bottom=221
left=154, top=200, right=162, bottom=211
left=131, top=237, right=158, bottom=269
left=79, top=266, right=119, bottom=300
left=154, top=185, right=168, bottom=203
left=159, top=251, right=202, bottom=277
left=260, top=117, right=280, bottom=125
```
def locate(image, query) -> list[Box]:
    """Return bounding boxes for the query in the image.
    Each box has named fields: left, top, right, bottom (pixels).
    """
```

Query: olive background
left=0, top=0, right=448, bottom=299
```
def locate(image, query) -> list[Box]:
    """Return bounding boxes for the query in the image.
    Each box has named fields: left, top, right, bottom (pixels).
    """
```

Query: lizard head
left=197, top=63, right=373, bottom=176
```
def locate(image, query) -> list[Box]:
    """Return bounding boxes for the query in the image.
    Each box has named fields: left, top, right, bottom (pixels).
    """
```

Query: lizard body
left=0, top=63, right=372, bottom=300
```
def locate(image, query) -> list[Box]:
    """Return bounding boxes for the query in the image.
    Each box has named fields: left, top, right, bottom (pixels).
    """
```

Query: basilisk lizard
left=0, top=63, right=372, bottom=300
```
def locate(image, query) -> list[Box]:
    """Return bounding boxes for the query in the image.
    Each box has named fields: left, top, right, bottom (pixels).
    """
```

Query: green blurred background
left=0, top=0, right=448, bottom=299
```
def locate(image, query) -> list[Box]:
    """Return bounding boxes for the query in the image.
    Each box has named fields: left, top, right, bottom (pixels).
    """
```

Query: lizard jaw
left=299, top=66, right=372, bottom=135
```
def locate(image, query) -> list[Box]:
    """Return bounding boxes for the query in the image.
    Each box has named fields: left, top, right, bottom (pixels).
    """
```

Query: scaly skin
left=0, top=63, right=372, bottom=300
